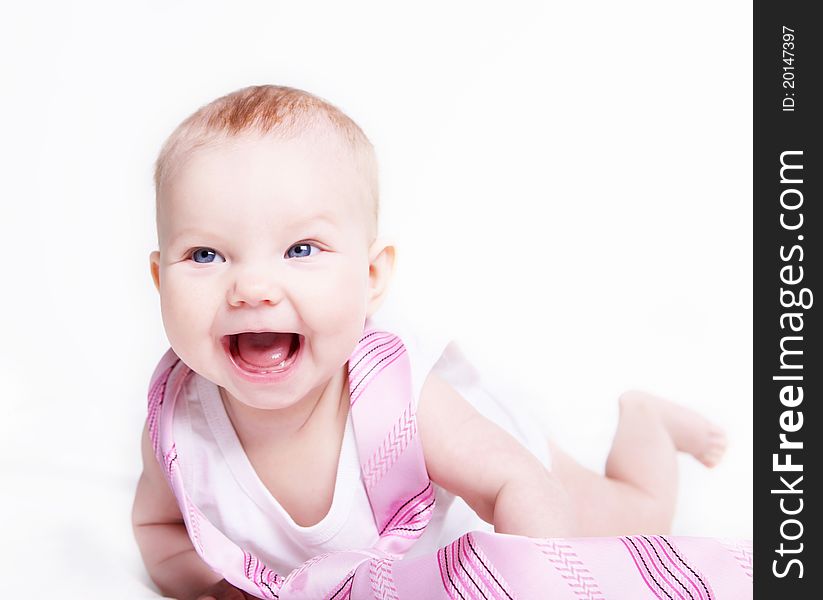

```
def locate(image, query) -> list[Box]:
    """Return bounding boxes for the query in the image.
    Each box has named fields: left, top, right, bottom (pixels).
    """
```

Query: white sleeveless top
left=172, top=310, right=550, bottom=576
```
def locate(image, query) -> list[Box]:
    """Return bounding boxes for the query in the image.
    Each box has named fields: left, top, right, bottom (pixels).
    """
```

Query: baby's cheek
left=160, top=280, right=212, bottom=353
left=303, top=266, right=369, bottom=333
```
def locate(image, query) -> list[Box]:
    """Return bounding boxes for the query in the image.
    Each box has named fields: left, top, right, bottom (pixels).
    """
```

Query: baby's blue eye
left=286, top=243, right=320, bottom=259
left=190, top=247, right=225, bottom=264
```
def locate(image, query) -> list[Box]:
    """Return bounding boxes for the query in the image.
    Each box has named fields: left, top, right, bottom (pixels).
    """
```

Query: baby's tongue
left=235, top=332, right=293, bottom=368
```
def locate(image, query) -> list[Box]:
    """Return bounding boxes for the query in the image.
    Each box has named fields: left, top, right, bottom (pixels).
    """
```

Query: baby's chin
left=213, top=359, right=327, bottom=412
left=218, top=383, right=306, bottom=412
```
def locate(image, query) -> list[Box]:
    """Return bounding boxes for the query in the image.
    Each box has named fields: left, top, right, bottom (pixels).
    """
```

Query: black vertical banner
left=754, top=2, right=821, bottom=597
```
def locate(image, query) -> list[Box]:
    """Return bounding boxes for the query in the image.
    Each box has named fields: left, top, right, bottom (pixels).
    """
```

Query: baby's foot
left=619, top=391, right=728, bottom=468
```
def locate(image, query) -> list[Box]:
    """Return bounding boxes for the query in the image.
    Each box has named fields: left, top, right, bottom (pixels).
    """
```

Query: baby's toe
left=698, top=427, right=727, bottom=468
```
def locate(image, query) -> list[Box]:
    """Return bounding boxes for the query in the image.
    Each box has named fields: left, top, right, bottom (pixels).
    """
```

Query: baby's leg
left=550, top=390, right=727, bottom=536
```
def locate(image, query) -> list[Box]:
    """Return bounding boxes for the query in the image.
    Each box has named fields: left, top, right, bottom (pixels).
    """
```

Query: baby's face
left=151, top=132, right=381, bottom=410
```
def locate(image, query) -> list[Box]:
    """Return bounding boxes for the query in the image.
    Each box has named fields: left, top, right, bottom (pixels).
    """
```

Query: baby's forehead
left=157, top=131, right=377, bottom=241
left=191, top=132, right=367, bottom=201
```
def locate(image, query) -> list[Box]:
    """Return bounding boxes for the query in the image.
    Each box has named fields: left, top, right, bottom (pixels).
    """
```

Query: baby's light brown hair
left=154, top=85, right=379, bottom=236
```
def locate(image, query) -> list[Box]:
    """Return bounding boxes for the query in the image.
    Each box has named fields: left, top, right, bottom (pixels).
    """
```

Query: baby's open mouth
left=224, top=332, right=302, bottom=373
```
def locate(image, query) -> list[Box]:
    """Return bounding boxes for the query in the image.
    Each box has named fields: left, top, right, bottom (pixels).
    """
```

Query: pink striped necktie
left=146, top=329, right=753, bottom=599
left=347, top=329, right=436, bottom=558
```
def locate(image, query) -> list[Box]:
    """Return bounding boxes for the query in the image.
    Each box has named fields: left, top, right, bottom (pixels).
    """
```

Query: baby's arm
left=418, top=373, right=574, bottom=537
left=132, top=422, right=227, bottom=599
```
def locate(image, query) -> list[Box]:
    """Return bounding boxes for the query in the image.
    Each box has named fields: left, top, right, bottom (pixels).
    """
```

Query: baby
left=132, top=85, right=727, bottom=600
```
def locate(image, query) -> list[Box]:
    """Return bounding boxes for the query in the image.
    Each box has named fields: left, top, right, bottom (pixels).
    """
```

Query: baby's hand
left=194, top=579, right=257, bottom=600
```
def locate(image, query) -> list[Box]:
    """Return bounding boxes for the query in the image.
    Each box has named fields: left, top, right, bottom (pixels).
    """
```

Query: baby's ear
left=149, top=251, right=161, bottom=292
left=366, top=239, right=396, bottom=317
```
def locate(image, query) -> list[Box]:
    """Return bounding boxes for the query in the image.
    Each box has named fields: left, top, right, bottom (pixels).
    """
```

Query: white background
left=0, top=1, right=752, bottom=595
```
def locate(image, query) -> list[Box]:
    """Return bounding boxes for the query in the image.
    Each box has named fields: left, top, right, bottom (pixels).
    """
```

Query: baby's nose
left=227, top=265, right=285, bottom=308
